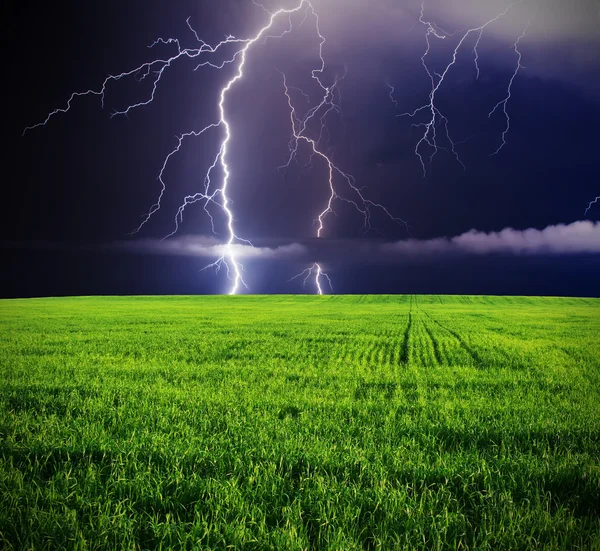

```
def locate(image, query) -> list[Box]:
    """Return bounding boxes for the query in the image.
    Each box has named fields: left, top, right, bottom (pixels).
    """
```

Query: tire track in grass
left=420, top=308, right=483, bottom=368
left=411, top=300, right=443, bottom=368
left=395, top=296, right=418, bottom=404
left=400, top=296, right=413, bottom=365
left=421, top=318, right=444, bottom=366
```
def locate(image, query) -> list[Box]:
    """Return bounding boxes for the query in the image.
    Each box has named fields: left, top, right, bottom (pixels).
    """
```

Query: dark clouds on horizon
left=111, top=220, right=600, bottom=260
left=4, top=219, right=600, bottom=297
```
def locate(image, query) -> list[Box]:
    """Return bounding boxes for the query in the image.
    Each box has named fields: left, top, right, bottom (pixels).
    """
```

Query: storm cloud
left=311, top=0, right=600, bottom=42
left=117, top=235, right=307, bottom=260
left=383, top=220, right=600, bottom=255
left=305, top=0, right=600, bottom=93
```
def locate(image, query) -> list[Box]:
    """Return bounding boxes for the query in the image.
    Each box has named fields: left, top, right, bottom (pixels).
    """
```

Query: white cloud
left=118, top=235, right=307, bottom=260
left=383, top=220, right=600, bottom=255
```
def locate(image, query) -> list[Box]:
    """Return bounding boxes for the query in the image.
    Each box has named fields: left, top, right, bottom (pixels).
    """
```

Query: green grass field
left=1, top=295, right=599, bottom=550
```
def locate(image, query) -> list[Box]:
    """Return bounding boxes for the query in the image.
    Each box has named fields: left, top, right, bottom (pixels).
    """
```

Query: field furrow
left=419, top=308, right=481, bottom=368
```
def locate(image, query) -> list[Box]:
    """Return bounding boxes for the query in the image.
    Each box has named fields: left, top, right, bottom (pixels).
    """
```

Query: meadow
left=1, top=295, right=599, bottom=550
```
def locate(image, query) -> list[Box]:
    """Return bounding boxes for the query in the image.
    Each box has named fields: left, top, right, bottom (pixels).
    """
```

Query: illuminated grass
left=1, top=295, right=599, bottom=550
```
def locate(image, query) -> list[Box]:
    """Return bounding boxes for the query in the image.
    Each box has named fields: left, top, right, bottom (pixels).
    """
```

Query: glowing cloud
left=383, top=221, right=600, bottom=255
left=118, top=236, right=306, bottom=260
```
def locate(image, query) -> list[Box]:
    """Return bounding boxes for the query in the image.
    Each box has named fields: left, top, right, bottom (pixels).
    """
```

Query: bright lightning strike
left=398, top=0, right=530, bottom=176
left=24, top=0, right=350, bottom=295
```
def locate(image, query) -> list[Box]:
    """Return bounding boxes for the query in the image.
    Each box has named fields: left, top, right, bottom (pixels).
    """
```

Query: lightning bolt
left=397, top=0, right=530, bottom=176
left=585, top=196, right=600, bottom=216
left=281, top=65, right=407, bottom=293
left=289, top=262, right=332, bottom=295
left=386, top=80, right=399, bottom=109
left=24, top=0, right=348, bottom=295
left=488, top=17, right=534, bottom=156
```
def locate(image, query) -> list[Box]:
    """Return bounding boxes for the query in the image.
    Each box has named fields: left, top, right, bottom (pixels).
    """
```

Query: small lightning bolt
left=397, top=0, right=529, bottom=176
left=585, top=196, right=600, bottom=216
left=488, top=17, right=534, bottom=156
left=386, top=80, right=399, bottom=109
left=289, top=262, right=332, bottom=295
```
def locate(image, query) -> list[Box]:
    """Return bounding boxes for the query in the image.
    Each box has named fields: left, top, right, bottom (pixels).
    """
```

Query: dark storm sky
left=3, top=0, right=600, bottom=297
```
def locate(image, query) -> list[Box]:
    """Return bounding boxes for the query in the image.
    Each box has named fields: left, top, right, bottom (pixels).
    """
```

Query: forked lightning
left=394, top=0, right=533, bottom=176
left=24, top=0, right=406, bottom=295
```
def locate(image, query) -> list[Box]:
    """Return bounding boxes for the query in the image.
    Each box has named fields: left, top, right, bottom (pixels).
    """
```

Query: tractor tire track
left=400, top=296, right=413, bottom=365
left=420, top=309, right=483, bottom=369
left=421, top=320, right=444, bottom=366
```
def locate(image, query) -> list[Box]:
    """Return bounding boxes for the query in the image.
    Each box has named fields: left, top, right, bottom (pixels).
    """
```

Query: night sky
left=3, top=0, right=600, bottom=297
